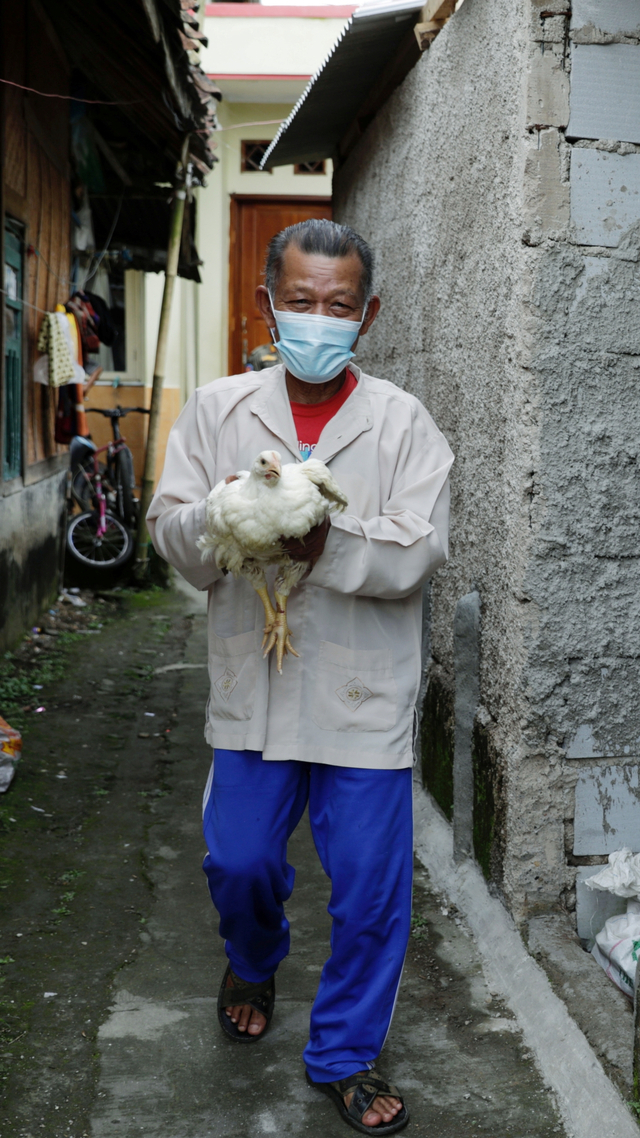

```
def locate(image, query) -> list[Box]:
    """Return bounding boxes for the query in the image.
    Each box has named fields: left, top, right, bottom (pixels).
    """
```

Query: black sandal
left=217, top=962, right=275, bottom=1043
left=306, top=1068, right=409, bottom=1134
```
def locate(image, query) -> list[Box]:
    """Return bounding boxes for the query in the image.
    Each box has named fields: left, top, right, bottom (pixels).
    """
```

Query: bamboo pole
left=628, top=969, right=633, bottom=1101
left=134, top=141, right=190, bottom=578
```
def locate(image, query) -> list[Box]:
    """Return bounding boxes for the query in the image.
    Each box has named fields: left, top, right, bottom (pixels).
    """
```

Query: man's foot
left=217, top=963, right=275, bottom=1043
left=224, top=970, right=268, bottom=1037
left=344, top=1089, right=403, bottom=1128
left=306, top=1068, right=409, bottom=1133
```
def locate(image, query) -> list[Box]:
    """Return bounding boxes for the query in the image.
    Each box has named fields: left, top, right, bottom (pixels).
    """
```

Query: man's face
left=256, top=246, right=380, bottom=340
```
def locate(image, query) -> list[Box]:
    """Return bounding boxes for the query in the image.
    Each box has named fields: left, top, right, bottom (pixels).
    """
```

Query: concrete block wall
left=334, top=0, right=640, bottom=923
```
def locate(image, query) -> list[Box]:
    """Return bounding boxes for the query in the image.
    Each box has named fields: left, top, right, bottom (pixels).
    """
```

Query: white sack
left=591, top=899, right=640, bottom=998
left=584, top=848, right=640, bottom=899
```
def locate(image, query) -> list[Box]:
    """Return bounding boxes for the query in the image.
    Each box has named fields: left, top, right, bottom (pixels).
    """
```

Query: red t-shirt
left=290, top=369, right=358, bottom=461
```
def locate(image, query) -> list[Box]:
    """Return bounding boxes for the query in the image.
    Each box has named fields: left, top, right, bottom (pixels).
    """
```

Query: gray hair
left=264, top=218, right=375, bottom=303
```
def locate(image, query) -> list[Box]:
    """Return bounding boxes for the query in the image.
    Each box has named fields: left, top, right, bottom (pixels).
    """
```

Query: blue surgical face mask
left=269, top=294, right=366, bottom=385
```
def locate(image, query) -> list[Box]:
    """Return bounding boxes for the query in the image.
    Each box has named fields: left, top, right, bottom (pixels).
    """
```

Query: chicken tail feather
left=299, top=460, right=348, bottom=513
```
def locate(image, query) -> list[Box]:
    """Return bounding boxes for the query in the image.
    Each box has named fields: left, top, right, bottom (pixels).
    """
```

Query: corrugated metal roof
left=261, top=0, right=423, bottom=170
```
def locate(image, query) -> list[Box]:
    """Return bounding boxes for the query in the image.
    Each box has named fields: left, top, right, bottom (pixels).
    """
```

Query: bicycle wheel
left=114, top=447, right=136, bottom=527
left=66, top=511, right=133, bottom=569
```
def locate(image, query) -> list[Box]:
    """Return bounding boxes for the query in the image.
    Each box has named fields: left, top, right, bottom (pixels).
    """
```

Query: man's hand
left=280, top=517, right=330, bottom=568
left=225, top=474, right=239, bottom=485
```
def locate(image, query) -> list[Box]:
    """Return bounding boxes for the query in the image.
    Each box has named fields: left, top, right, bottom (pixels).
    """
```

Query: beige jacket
left=147, top=364, right=453, bottom=769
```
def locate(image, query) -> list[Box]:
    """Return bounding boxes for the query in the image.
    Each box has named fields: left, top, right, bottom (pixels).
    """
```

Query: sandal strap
left=332, top=1069, right=402, bottom=1122
left=219, top=969, right=274, bottom=1010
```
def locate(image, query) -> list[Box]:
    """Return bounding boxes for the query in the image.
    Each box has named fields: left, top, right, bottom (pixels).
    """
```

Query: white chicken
left=197, top=450, right=348, bottom=672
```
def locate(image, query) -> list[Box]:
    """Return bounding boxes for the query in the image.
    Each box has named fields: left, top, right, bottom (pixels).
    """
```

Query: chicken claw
left=255, top=584, right=277, bottom=650
left=263, top=592, right=300, bottom=673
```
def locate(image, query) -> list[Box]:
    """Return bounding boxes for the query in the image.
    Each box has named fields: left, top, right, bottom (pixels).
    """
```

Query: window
left=75, top=265, right=144, bottom=382
left=241, top=141, right=272, bottom=173
left=3, top=220, right=23, bottom=481
left=294, top=160, right=326, bottom=175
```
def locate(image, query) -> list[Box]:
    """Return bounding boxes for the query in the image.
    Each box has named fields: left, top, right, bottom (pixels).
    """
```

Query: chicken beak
left=266, top=454, right=281, bottom=478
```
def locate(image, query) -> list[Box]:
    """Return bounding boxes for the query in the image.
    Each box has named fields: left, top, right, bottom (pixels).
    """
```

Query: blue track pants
left=202, top=749, right=413, bottom=1083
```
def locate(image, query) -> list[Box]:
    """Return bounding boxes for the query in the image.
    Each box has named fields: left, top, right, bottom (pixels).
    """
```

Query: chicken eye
left=260, top=459, right=266, bottom=465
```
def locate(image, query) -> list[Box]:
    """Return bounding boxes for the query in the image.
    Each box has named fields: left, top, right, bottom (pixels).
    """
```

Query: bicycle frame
left=70, top=406, right=149, bottom=528
left=73, top=436, right=128, bottom=537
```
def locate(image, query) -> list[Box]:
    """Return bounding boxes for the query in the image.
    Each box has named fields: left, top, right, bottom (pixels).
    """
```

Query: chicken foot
left=263, top=589, right=300, bottom=674
left=254, top=584, right=277, bottom=650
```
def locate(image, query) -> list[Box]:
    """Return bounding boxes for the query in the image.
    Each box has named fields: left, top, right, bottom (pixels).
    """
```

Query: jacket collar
left=249, top=363, right=373, bottom=465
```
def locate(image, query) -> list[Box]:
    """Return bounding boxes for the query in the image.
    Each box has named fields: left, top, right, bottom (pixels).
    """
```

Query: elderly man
left=147, top=219, right=453, bottom=1135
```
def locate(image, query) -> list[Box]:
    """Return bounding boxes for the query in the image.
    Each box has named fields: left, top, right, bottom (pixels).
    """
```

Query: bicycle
left=66, top=406, right=150, bottom=570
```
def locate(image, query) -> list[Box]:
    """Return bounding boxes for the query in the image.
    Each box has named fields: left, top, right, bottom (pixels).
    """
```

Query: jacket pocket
left=312, top=640, right=397, bottom=733
left=208, top=630, right=258, bottom=721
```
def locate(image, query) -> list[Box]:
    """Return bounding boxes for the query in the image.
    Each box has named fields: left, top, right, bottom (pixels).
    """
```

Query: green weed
left=59, top=870, right=84, bottom=884
left=411, top=913, right=429, bottom=938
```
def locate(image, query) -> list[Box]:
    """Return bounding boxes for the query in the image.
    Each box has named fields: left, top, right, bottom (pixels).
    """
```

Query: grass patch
left=0, top=633, right=83, bottom=733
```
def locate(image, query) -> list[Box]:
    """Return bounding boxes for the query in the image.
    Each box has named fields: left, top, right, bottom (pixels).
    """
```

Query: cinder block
left=571, top=0, right=640, bottom=37
left=575, top=866, right=627, bottom=940
left=523, top=128, right=570, bottom=240
left=574, top=764, right=640, bottom=855
left=526, top=43, right=570, bottom=128
left=567, top=44, right=640, bottom=144
left=571, top=148, right=640, bottom=246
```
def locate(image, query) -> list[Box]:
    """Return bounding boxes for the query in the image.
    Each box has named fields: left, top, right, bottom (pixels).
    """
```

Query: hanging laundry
left=35, top=313, right=80, bottom=387
left=83, top=290, right=115, bottom=346
left=54, top=384, right=78, bottom=445
left=65, top=292, right=100, bottom=355
left=58, top=305, right=89, bottom=438
left=72, top=186, right=95, bottom=253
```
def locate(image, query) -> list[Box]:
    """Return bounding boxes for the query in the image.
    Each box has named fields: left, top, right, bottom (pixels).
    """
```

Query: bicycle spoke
left=67, top=512, right=132, bottom=568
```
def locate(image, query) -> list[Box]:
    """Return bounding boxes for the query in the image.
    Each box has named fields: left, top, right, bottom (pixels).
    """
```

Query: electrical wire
left=31, top=247, right=73, bottom=289
left=1, top=194, right=124, bottom=314
left=80, top=196, right=124, bottom=288
left=215, top=119, right=284, bottom=132
left=0, top=286, right=54, bottom=318
left=0, top=77, right=138, bottom=105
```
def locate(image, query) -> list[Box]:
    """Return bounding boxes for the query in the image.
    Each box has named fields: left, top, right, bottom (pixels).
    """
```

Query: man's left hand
left=280, top=516, right=330, bottom=568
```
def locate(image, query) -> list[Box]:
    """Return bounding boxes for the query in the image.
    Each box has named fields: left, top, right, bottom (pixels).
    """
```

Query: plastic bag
left=591, top=899, right=640, bottom=998
left=0, top=717, right=22, bottom=793
left=584, top=848, right=640, bottom=899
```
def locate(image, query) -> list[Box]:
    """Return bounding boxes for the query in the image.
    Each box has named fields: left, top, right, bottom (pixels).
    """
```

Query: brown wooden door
left=229, top=195, right=332, bottom=376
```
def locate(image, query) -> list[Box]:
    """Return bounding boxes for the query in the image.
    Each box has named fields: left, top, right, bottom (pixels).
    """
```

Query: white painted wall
left=123, top=10, right=347, bottom=396
left=200, top=14, right=350, bottom=77
left=196, top=98, right=333, bottom=386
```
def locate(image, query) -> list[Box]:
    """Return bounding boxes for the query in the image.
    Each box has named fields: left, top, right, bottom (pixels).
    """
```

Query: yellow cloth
left=36, top=312, right=75, bottom=387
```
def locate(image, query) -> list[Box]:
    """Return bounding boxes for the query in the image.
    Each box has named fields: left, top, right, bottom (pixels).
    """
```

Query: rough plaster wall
left=336, top=0, right=531, bottom=693
left=524, top=238, right=640, bottom=759
left=333, top=0, right=546, bottom=914
left=335, top=0, right=640, bottom=919
left=0, top=474, right=66, bottom=651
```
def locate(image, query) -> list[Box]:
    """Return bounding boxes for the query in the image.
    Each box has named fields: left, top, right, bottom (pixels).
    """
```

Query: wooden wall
left=3, top=1, right=71, bottom=472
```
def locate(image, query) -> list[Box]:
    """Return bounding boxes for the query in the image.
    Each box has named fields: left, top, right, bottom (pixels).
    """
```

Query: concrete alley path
left=0, top=585, right=565, bottom=1138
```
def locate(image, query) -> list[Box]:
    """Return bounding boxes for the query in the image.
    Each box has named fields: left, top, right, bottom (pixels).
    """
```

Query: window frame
left=91, top=269, right=146, bottom=385
left=293, top=160, right=327, bottom=176
left=241, top=141, right=273, bottom=174
left=2, top=216, right=26, bottom=490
